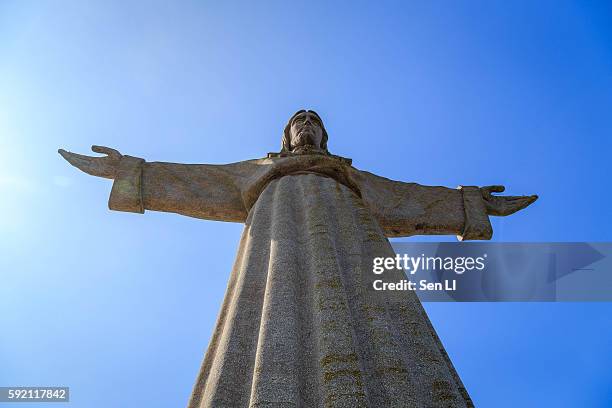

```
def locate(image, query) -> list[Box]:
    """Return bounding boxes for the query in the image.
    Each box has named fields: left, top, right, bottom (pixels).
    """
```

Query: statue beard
left=293, top=131, right=318, bottom=150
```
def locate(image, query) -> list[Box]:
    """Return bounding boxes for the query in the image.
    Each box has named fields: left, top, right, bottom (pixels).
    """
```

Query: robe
left=108, top=153, right=491, bottom=408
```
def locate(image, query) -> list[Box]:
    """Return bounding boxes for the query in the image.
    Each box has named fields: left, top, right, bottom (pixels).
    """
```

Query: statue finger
left=92, top=145, right=120, bottom=158
left=524, top=194, right=538, bottom=205
left=504, top=195, right=538, bottom=215
left=483, top=185, right=505, bottom=194
left=501, top=196, right=528, bottom=202
left=58, top=148, right=71, bottom=161
left=505, top=195, right=538, bottom=204
left=58, top=149, right=97, bottom=174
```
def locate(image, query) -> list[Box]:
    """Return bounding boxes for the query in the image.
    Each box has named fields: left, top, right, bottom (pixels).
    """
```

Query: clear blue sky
left=1, top=1, right=611, bottom=407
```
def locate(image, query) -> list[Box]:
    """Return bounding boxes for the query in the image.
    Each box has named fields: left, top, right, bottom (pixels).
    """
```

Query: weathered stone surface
left=187, top=174, right=474, bottom=407
left=58, top=109, right=537, bottom=408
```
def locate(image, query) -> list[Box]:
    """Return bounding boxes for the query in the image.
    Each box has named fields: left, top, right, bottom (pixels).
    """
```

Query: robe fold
left=108, top=153, right=488, bottom=407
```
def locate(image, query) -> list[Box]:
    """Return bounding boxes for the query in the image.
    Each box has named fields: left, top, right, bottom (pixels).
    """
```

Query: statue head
left=281, top=110, right=329, bottom=154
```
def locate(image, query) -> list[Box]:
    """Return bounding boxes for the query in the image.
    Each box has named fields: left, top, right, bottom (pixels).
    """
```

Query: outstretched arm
left=352, top=170, right=537, bottom=240
left=59, top=146, right=253, bottom=223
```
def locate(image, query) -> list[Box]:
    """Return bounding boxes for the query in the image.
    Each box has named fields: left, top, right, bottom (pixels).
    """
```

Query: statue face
left=289, top=112, right=324, bottom=151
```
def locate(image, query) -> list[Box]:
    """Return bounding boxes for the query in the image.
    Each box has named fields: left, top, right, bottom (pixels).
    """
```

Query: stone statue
left=59, top=110, right=537, bottom=408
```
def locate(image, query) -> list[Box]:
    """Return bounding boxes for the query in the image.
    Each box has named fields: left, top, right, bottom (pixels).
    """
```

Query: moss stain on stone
left=315, top=277, right=342, bottom=289
left=320, top=353, right=358, bottom=367
left=432, top=380, right=457, bottom=402
left=323, top=369, right=364, bottom=387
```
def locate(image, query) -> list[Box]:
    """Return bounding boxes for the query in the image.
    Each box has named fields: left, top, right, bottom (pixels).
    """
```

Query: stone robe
left=108, top=153, right=491, bottom=408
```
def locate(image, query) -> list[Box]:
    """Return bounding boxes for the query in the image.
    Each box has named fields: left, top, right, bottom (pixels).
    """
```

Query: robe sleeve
left=108, top=155, right=253, bottom=223
left=353, top=170, right=492, bottom=241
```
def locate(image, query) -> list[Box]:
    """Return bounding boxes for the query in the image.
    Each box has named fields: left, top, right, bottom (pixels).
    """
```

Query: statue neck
left=266, top=148, right=352, bottom=166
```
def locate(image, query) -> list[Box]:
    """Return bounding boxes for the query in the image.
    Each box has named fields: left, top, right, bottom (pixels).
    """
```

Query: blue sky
left=1, top=1, right=611, bottom=407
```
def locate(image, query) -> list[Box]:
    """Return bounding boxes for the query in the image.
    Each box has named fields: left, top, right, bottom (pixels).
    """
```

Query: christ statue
left=59, top=110, right=537, bottom=408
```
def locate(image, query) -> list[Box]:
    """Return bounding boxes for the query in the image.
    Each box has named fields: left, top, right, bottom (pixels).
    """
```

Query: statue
left=59, top=110, right=537, bottom=408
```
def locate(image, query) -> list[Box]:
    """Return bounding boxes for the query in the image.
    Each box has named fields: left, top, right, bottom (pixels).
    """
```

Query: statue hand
left=481, top=185, right=538, bottom=216
left=58, top=145, right=123, bottom=179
